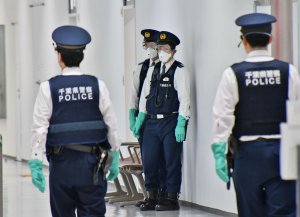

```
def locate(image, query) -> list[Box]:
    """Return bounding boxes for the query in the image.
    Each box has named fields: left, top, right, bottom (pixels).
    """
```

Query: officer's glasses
left=156, top=45, right=172, bottom=53
left=143, top=42, right=157, bottom=50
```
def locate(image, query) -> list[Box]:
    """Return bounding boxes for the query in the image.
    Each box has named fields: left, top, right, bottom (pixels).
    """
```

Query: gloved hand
left=29, top=159, right=46, bottom=193
left=129, top=108, right=137, bottom=132
left=107, top=151, right=120, bottom=181
left=175, top=115, right=186, bottom=142
left=211, top=142, right=229, bottom=183
left=133, top=112, right=147, bottom=139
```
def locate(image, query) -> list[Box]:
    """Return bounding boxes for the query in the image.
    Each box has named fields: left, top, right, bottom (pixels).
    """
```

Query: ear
left=242, top=36, right=249, bottom=48
left=269, top=35, right=272, bottom=44
left=58, top=52, right=62, bottom=61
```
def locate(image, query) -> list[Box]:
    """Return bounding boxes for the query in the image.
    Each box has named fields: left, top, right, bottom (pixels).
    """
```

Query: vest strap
left=49, top=120, right=106, bottom=134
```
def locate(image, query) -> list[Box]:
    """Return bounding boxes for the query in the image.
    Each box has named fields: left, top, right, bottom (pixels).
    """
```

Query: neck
left=246, top=46, right=268, bottom=54
left=151, top=56, right=159, bottom=62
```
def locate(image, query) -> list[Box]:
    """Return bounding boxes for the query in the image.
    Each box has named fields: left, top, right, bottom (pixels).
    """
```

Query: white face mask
left=158, top=50, right=172, bottom=63
left=147, top=48, right=158, bottom=59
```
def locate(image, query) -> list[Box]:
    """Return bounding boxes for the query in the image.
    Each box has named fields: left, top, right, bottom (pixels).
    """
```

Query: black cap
left=156, top=31, right=180, bottom=47
left=235, top=13, right=276, bottom=36
left=141, top=29, right=159, bottom=42
left=52, top=25, right=91, bottom=50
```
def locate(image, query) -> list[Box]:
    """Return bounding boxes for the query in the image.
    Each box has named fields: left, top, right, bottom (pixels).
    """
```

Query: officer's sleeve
left=129, top=64, right=142, bottom=110
left=138, top=66, right=153, bottom=113
left=31, top=81, right=52, bottom=161
left=98, top=80, right=121, bottom=151
left=174, top=67, right=190, bottom=118
left=212, top=67, right=239, bottom=143
left=288, top=64, right=300, bottom=100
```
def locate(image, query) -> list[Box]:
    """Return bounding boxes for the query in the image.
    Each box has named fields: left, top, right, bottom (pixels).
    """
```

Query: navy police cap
left=156, top=31, right=180, bottom=47
left=141, top=29, right=159, bottom=42
left=235, top=13, right=276, bottom=36
left=52, top=25, right=91, bottom=49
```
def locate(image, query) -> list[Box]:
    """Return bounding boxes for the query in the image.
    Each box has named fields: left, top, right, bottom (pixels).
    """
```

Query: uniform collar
left=245, top=49, right=274, bottom=62
left=62, top=67, right=84, bottom=75
left=152, top=58, right=160, bottom=65
left=161, top=58, right=175, bottom=71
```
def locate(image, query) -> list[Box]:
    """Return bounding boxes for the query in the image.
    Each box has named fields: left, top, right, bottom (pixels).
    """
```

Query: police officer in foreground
left=29, top=25, right=120, bottom=217
left=133, top=31, right=190, bottom=211
left=129, top=29, right=167, bottom=208
left=211, top=13, right=300, bottom=217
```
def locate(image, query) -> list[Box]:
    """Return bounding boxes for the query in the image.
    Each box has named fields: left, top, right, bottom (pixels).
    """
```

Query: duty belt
left=50, top=144, right=99, bottom=154
left=148, top=112, right=178, bottom=120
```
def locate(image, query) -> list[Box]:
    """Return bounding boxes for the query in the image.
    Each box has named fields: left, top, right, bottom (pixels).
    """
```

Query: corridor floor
left=3, top=158, right=230, bottom=217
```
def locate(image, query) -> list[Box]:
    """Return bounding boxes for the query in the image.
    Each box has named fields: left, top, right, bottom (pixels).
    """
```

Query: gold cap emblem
left=145, top=32, right=151, bottom=38
left=160, top=33, right=167, bottom=40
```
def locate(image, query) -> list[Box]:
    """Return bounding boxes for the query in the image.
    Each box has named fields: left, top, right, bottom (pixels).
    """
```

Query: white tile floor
left=3, top=158, right=229, bottom=217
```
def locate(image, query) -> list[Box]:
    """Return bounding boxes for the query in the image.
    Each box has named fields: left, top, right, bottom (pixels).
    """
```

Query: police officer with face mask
left=211, top=13, right=300, bottom=217
left=129, top=29, right=167, bottom=208
left=129, top=29, right=160, bottom=138
left=133, top=31, right=190, bottom=211
left=29, top=25, right=120, bottom=217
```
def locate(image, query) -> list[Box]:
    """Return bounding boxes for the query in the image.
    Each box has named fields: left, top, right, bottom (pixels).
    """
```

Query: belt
left=239, top=137, right=280, bottom=144
left=50, top=144, right=100, bottom=154
left=148, top=113, right=178, bottom=120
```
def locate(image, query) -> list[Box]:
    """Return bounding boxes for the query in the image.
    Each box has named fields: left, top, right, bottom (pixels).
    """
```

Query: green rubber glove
left=211, top=142, right=229, bottom=183
left=129, top=108, right=138, bottom=132
left=107, top=151, right=120, bottom=181
left=175, top=115, right=186, bottom=142
left=133, top=112, right=147, bottom=138
left=29, top=159, right=46, bottom=193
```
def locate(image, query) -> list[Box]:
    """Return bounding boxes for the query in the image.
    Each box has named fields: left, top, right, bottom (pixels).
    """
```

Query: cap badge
left=160, top=33, right=167, bottom=40
left=145, top=32, right=150, bottom=38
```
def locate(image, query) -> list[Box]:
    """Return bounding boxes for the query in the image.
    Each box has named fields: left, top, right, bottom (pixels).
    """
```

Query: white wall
left=136, top=0, right=253, bottom=213
left=78, top=0, right=126, bottom=140
left=0, top=0, right=126, bottom=160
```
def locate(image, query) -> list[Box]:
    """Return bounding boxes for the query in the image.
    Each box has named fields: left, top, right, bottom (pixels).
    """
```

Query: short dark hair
left=244, top=34, right=270, bottom=48
left=57, top=47, right=84, bottom=67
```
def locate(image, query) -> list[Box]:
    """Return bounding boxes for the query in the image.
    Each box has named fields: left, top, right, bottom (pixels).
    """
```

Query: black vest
left=231, top=60, right=289, bottom=137
left=137, top=59, right=151, bottom=101
left=146, top=61, right=183, bottom=114
left=46, top=75, right=108, bottom=146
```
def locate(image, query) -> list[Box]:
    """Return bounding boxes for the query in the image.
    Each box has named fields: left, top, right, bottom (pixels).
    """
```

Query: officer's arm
left=31, top=81, right=52, bottom=161
left=129, top=64, right=142, bottom=110
left=174, top=67, right=190, bottom=119
left=212, top=67, right=238, bottom=143
left=138, top=67, right=153, bottom=113
left=98, top=80, right=120, bottom=151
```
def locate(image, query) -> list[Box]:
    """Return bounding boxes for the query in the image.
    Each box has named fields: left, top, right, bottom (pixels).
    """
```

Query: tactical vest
left=146, top=61, right=183, bottom=114
left=231, top=60, right=289, bottom=137
left=137, top=59, right=150, bottom=102
left=46, top=75, right=107, bottom=146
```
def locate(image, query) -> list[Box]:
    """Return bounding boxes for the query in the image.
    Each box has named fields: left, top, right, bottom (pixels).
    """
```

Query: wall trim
left=179, top=200, right=238, bottom=217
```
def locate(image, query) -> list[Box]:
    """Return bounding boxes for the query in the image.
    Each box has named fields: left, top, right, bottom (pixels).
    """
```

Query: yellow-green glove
left=133, top=112, right=147, bottom=139
left=175, top=115, right=186, bottom=142
left=211, top=142, right=229, bottom=183
left=129, top=108, right=137, bottom=132
left=107, top=151, right=120, bottom=181
left=29, top=159, right=46, bottom=193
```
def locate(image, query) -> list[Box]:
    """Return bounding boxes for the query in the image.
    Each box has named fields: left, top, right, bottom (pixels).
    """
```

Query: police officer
left=29, top=25, right=120, bottom=217
left=211, top=13, right=300, bottom=217
left=128, top=29, right=167, bottom=208
left=133, top=31, right=190, bottom=211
